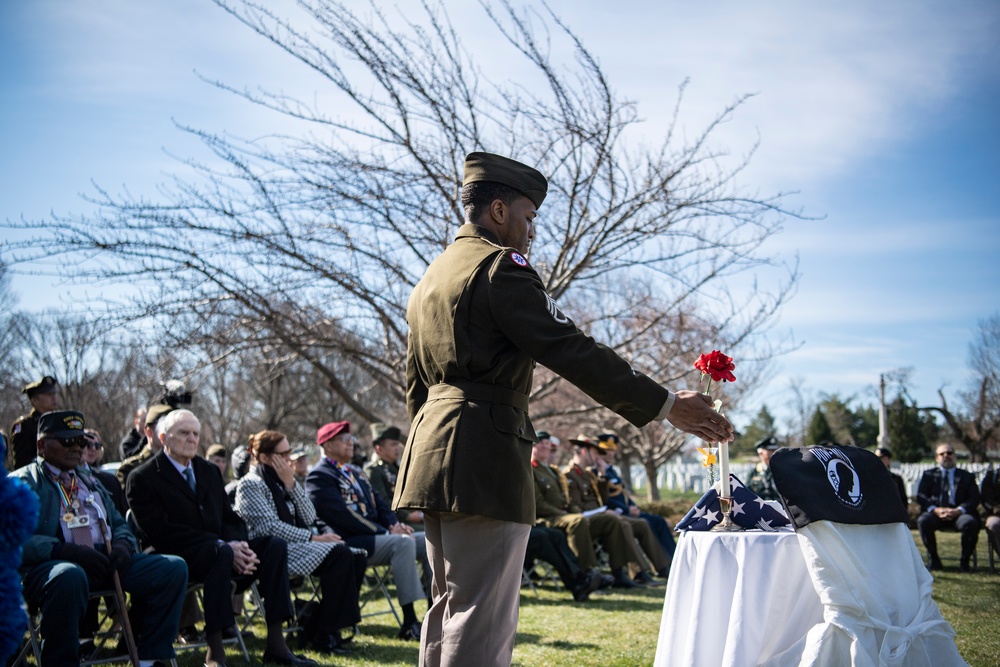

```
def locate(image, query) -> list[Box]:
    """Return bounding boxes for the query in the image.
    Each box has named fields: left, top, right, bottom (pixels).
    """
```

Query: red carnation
left=693, top=350, right=736, bottom=383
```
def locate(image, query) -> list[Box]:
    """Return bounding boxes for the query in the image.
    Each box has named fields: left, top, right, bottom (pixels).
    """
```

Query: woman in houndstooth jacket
left=235, top=430, right=366, bottom=656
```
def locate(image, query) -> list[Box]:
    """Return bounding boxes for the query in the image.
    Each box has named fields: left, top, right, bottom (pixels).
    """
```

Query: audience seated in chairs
left=530, top=435, right=640, bottom=588
left=916, top=443, right=981, bottom=571
left=564, top=434, right=669, bottom=584
left=234, top=429, right=366, bottom=657
left=14, top=410, right=188, bottom=667
left=126, top=409, right=316, bottom=667
left=306, top=420, right=428, bottom=641
left=592, top=433, right=676, bottom=568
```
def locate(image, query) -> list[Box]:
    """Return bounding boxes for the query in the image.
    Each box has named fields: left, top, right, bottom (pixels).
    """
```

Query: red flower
left=694, top=350, right=736, bottom=383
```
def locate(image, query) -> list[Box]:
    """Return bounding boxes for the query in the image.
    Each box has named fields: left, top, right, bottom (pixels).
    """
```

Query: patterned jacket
left=234, top=469, right=337, bottom=577
left=306, top=457, right=398, bottom=557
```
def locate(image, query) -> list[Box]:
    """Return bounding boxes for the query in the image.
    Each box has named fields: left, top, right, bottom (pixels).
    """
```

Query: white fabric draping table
left=654, top=528, right=824, bottom=667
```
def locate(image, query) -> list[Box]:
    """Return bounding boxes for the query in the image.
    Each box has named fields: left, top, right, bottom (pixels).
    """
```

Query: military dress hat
left=535, top=431, right=551, bottom=441
left=372, top=424, right=404, bottom=444
left=37, top=410, right=86, bottom=440
left=463, top=152, right=548, bottom=208
left=289, top=447, right=308, bottom=461
left=317, top=420, right=351, bottom=445
left=144, top=403, right=175, bottom=429
left=569, top=434, right=600, bottom=449
left=23, top=375, right=59, bottom=398
left=755, top=436, right=779, bottom=452
left=597, top=434, right=620, bottom=452
left=206, top=444, right=227, bottom=459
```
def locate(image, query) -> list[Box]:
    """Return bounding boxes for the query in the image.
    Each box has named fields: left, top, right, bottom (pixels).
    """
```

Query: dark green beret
left=145, top=403, right=175, bottom=428
left=463, top=152, right=548, bottom=208
left=23, top=375, right=59, bottom=397
left=37, top=410, right=85, bottom=439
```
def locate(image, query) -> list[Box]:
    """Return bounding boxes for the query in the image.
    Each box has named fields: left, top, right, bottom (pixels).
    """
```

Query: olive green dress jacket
left=394, top=223, right=669, bottom=525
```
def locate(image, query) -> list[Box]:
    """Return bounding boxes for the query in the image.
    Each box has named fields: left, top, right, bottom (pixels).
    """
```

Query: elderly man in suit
left=916, top=443, right=981, bottom=571
left=306, top=420, right=427, bottom=641
left=126, top=409, right=315, bottom=666
left=15, top=410, right=187, bottom=667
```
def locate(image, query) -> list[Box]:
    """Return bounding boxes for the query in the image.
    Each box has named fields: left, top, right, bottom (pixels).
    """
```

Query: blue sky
left=2, top=1, right=999, bottom=433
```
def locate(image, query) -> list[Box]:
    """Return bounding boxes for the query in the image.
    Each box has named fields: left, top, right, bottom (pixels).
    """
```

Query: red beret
left=317, top=421, right=351, bottom=446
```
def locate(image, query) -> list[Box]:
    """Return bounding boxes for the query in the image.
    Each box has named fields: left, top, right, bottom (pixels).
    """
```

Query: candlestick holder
left=712, top=495, right=742, bottom=532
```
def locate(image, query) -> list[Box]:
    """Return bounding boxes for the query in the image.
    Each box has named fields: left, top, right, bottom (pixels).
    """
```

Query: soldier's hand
left=666, top=390, right=734, bottom=443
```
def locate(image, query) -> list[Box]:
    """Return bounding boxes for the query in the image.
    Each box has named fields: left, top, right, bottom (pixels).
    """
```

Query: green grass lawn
left=19, top=528, right=999, bottom=666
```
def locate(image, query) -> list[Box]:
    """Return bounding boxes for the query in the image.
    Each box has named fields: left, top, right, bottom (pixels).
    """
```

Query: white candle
left=719, top=440, right=730, bottom=498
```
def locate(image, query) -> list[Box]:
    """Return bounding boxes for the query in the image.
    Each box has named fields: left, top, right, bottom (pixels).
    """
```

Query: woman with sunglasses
left=234, top=430, right=365, bottom=656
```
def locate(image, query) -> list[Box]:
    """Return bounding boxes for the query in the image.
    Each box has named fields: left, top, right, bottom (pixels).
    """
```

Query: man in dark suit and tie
left=916, top=443, right=981, bottom=571
left=126, top=409, right=315, bottom=666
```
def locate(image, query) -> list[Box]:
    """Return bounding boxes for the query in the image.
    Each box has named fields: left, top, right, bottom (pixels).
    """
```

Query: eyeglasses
left=51, top=436, right=87, bottom=449
left=272, top=449, right=293, bottom=458
left=937, top=451, right=955, bottom=457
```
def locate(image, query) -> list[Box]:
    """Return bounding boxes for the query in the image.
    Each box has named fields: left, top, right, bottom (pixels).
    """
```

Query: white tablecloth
left=654, top=529, right=824, bottom=667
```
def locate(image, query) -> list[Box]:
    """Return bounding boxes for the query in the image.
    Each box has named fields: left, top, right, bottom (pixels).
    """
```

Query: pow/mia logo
left=813, top=447, right=864, bottom=509
left=545, top=293, right=569, bottom=324
left=510, top=251, right=528, bottom=267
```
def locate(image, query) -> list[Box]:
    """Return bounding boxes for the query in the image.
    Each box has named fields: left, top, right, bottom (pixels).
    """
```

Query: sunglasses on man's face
left=52, top=436, right=88, bottom=449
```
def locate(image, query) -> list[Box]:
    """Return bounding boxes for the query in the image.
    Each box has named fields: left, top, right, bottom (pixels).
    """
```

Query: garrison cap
left=317, top=421, right=351, bottom=446
left=463, top=152, right=548, bottom=208
left=37, top=410, right=86, bottom=440
left=145, top=404, right=175, bottom=429
left=372, top=424, right=404, bottom=444
left=23, top=375, right=59, bottom=398
left=289, top=447, right=308, bottom=461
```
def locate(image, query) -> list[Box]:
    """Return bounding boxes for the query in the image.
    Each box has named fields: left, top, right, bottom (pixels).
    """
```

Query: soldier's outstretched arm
left=666, top=390, right=734, bottom=443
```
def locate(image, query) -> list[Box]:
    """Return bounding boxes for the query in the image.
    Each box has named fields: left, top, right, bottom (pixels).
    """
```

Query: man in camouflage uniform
left=394, top=152, right=734, bottom=667
left=8, top=375, right=61, bottom=471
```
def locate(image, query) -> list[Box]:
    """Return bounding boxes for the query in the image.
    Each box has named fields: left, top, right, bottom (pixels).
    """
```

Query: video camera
left=158, top=379, right=194, bottom=408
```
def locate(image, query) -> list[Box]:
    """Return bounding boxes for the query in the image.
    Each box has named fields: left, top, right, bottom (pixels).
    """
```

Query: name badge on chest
left=65, top=513, right=91, bottom=529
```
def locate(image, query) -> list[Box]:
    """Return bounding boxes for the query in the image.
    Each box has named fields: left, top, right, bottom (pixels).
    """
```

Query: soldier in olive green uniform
left=747, top=436, right=781, bottom=501
left=115, top=404, right=174, bottom=490
left=530, top=437, right=634, bottom=584
left=394, top=152, right=734, bottom=667
left=564, top=435, right=668, bottom=582
left=8, top=376, right=61, bottom=471
left=365, top=424, right=423, bottom=528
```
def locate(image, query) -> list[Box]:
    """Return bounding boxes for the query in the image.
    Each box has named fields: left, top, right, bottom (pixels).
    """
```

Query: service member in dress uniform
left=747, top=436, right=781, bottom=501
left=366, top=424, right=424, bottom=527
left=8, top=375, right=61, bottom=471
left=394, top=152, right=735, bottom=667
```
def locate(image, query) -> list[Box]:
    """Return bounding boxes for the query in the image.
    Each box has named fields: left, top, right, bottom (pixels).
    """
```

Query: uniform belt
left=426, top=381, right=530, bottom=412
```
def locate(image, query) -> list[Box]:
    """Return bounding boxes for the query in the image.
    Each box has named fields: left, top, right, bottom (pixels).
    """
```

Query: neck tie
left=184, top=467, right=196, bottom=492
left=940, top=469, right=950, bottom=507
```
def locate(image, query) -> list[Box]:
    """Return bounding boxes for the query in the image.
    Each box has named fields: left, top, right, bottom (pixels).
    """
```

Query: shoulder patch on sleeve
left=508, top=251, right=528, bottom=267
left=545, top=293, right=570, bottom=325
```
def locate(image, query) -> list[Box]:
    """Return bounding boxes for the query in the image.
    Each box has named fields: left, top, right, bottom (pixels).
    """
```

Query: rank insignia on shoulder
left=509, top=251, right=528, bottom=267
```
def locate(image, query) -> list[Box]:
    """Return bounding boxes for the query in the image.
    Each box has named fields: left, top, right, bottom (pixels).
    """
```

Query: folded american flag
left=675, top=474, right=791, bottom=532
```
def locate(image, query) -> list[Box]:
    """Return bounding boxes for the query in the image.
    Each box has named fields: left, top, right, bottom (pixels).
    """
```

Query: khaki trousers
left=420, top=511, right=531, bottom=667
left=545, top=511, right=629, bottom=570
left=619, top=514, right=669, bottom=573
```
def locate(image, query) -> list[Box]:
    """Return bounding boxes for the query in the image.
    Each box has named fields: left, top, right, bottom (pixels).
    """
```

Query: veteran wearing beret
left=395, top=151, right=734, bottom=667
left=7, top=375, right=61, bottom=471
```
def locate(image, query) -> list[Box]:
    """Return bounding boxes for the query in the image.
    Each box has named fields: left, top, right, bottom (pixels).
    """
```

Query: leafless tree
left=2, top=0, right=800, bottom=432
left=918, top=314, right=1000, bottom=462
